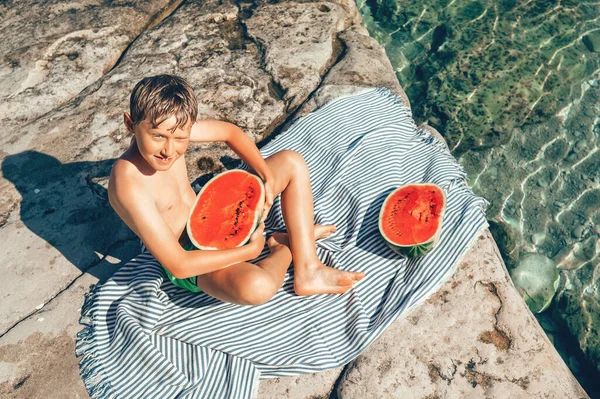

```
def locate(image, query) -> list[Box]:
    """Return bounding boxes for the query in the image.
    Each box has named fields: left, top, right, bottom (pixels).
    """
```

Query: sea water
left=356, top=0, right=599, bottom=393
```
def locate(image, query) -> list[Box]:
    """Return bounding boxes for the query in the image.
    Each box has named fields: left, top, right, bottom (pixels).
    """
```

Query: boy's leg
left=262, top=150, right=365, bottom=296
left=196, top=225, right=336, bottom=305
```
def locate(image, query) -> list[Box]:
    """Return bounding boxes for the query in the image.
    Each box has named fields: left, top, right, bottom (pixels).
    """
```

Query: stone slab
left=0, top=0, right=184, bottom=134
left=336, top=230, right=588, bottom=398
left=257, top=369, right=342, bottom=399
left=1, top=0, right=347, bottom=334
left=0, top=239, right=138, bottom=399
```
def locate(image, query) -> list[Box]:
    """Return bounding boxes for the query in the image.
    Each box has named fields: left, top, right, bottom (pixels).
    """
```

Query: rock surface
left=336, top=231, right=587, bottom=398
left=0, top=0, right=184, bottom=134
left=0, top=0, right=589, bottom=398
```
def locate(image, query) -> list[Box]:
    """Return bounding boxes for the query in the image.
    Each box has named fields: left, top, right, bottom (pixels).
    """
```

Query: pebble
left=571, top=225, right=584, bottom=239
left=564, top=277, right=574, bottom=290
left=554, top=201, right=566, bottom=208
left=36, top=317, right=44, bottom=322
left=34, top=188, right=40, bottom=194
left=532, top=233, right=546, bottom=246
left=586, top=180, right=595, bottom=189
left=35, top=303, right=44, bottom=310
left=537, top=179, right=548, bottom=188
left=575, top=140, right=587, bottom=152
left=584, top=286, right=594, bottom=295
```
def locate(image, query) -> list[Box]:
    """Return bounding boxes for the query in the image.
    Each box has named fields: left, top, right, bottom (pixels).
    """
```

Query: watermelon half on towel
left=378, top=183, right=446, bottom=257
left=187, top=170, right=265, bottom=250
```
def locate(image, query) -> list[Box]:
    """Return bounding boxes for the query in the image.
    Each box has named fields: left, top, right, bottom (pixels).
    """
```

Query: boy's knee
left=281, top=150, right=306, bottom=171
left=238, top=273, right=278, bottom=306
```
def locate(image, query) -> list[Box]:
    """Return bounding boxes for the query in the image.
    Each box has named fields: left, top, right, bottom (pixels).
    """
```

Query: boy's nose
left=162, top=140, right=175, bottom=157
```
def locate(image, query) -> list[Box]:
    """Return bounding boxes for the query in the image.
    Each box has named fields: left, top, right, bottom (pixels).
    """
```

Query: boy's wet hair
left=130, top=75, right=198, bottom=130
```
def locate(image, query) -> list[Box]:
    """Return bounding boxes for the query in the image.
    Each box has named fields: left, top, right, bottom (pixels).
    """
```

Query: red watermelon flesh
left=378, top=183, right=446, bottom=257
left=187, top=170, right=265, bottom=250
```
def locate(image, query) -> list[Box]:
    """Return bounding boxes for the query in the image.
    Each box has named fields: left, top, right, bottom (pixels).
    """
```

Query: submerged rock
left=555, top=261, right=600, bottom=377
left=509, top=253, right=559, bottom=314
left=583, top=32, right=600, bottom=53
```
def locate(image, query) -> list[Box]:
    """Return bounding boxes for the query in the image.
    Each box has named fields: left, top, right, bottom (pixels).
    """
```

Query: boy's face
left=124, top=113, right=191, bottom=172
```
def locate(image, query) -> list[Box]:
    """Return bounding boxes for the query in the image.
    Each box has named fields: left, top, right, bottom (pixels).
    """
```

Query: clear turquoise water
left=357, top=0, right=600, bottom=393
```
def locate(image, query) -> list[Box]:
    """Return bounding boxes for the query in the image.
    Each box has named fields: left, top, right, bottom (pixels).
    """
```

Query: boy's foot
left=294, top=262, right=365, bottom=296
left=267, top=224, right=336, bottom=249
left=267, top=224, right=366, bottom=296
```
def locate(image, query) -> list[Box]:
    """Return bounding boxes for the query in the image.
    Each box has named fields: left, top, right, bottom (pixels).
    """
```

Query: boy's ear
left=123, top=112, right=135, bottom=134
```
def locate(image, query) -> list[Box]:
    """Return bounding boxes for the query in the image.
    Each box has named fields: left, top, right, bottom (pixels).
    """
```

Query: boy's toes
left=314, top=224, right=337, bottom=240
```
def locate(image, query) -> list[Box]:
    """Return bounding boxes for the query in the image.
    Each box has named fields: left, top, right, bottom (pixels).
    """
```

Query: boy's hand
left=262, top=180, right=274, bottom=223
left=247, top=222, right=266, bottom=259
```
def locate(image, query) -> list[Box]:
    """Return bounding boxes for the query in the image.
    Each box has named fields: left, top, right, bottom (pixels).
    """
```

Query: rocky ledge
left=0, top=0, right=589, bottom=397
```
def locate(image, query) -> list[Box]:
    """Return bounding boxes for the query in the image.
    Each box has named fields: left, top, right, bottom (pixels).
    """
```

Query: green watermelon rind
left=187, top=169, right=265, bottom=250
left=378, top=183, right=446, bottom=258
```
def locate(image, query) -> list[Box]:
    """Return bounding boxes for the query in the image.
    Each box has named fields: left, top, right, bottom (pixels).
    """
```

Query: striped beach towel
left=76, top=88, right=488, bottom=398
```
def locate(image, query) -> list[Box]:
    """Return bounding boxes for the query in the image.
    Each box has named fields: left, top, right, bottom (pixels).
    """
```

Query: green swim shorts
left=163, top=241, right=202, bottom=293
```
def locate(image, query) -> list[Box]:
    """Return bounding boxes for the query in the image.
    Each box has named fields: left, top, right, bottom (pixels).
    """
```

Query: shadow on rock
left=2, top=151, right=138, bottom=282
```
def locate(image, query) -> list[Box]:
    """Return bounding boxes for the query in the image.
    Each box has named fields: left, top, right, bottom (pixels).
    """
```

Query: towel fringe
left=75, top=283, right=119, bottom=399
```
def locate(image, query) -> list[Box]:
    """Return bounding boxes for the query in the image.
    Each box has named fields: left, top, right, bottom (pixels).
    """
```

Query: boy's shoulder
left=111, top=153, right=143, bottom=183
left=108, top=150, right=148, bottom=200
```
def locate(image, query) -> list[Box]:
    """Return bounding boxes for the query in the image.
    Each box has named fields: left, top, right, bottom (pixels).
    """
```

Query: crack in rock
left=240, top=1, right=348, bottom=114
left=105, top=0, right=188, bottom=77
left=475, top=281, right=513, bottom=351
left=428, top=359, right=457, bottom=385
left=225, top=0, right=351, bottom=143
left=328, top=362, right=351, bottom=398
left=230, top=0, right=288, bottom=105
left=0, top=235, right=138, bottom=338
left=263, top=29, right=348, bottom=143
left=461, top=358, right=501, bottom=389
left=0, top=201, right=20, bottom=229
left=1, top=0, right=186, bottom=138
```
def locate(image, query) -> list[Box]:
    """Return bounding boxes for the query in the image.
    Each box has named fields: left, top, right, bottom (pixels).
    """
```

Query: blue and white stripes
left=76, top=87, right=488, bottom=398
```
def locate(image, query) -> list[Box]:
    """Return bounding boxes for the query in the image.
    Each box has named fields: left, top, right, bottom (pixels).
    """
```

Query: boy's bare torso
left=114, top=142, right=196, bottom=246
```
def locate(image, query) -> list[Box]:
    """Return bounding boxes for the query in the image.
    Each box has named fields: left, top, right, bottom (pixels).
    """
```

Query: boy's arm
left=190, top=119, right=274, bottom=212
left=109, top=173, right=264, bottom=279
left=190, top=120, right=272, bottom=180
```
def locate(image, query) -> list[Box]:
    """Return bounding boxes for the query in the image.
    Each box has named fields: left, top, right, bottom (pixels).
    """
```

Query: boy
left=108, top=75, right=365, bottom=306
